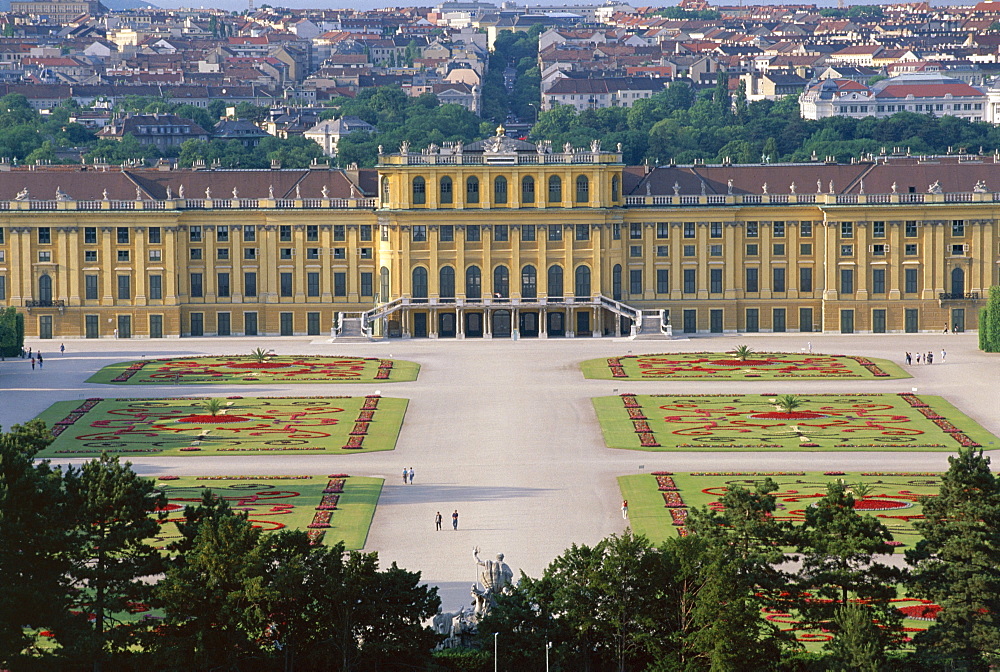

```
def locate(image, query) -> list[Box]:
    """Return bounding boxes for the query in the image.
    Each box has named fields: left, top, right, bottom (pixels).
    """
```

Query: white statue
left=232, top=187, right=239, bottom=199
left=321, top=185, right=329, bottom=198
left=268, top=184, right=274, bottom=199
left=645, top=182, right=651, bottom=197
left=102, top=188, right=108, bottom=201
left=590, top=139, right=601, bottom=153
left=928, top=180, right=943, bottom=194
left=136, top=186, right=142, bottom=201
left=55, top=186, right=71, bottom=201
left=828, top=180, right=834, bottom=194
left=350, top=184, right=359, bottom=198
left=789, top=181, right=796, bottom=194
left=673, top=181, right=680, bottom=196
left=295, top=184, right=301, bottom=199
left=178, top=184, right=185, bottom=199
left=859, top=179, right=865, bottom=195
left=700, top=181, right=706, bottom=196
left=891, top=181, right=897, bottom=194
left=14, top=187, right=28, bottom=201
left=471, top=547, right=513, bottom=618
left=974, top=180, right=988, bottom=193
left=378, top=144, right=384, bottom=155
left=762, top=182, right=768, bottom=194
left=205, top=187, right=212, bottom=200
left=728, top=178, right=734, bottom=195
left=816, top=179, right=822, bottom=194
left=564, top=142, right=572, bottom=154
left=616, top=142, right=622, bottom=153
left=400, top=140, right=410, bottom=154
left=165, top=186, right=172, bottom=199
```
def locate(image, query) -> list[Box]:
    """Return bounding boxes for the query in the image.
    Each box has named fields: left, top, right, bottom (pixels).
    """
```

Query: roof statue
left=55, top=187, right=71, bottom=201
left=974, top=180, right=988, bottom=193
left=728, top=178, right=734, bottom=195
left=928, top=180, right=943, bottom=194
left=828, top=180, right=834, bottom=194
left=103, top=188, right=108, bottom=200
left=295, top=184, right=301, bottom=199
left=268, top=184, right=274, bottom=199
left=762, top=182, right=768, bottom=195
left=165, top=186, right=172, bottom=199
left=178, top=185, right=184, bottom=199
left=645, top=182, right=651, bottom=197
left=14, top=188, right=28, bottom=201
left=817, top=179, right=822, bottom=194
left=859, top=179, right=864, bottom=195
left=564, top=142, right=572, bottom=154
left=891, top=181, right=897, bottom=194
left=591, top=139, right=601, bottom=153
left=136, top=186, right=142, bottom=201
left=205, top=187, right=212, bottom=200
left=321, top=185, right=329, bottom=199
left=400, top=140, right=410, bottom=154
left=471, top=547, right=513, bottom=619
left=673, top=182, right=680, bottom=196
left=700, top=181, right=706, bottom=196
left=789, top=181, right=795, bottom=194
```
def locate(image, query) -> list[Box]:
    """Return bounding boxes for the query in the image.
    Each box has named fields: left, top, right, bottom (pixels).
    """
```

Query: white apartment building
left=800, top=73, right=987, bottom=122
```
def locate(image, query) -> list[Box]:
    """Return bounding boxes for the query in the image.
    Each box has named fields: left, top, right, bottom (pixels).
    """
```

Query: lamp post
left=494, top=632, right=499, bottom=672
left=527, top=102, right=538, bottom=125
left=545, top=641, right=551, bottom=672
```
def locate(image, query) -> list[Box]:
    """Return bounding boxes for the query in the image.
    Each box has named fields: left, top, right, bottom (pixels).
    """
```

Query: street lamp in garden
left=494, top=632, right=498, bottom=672
left=545, top=641, right=552, bottom=672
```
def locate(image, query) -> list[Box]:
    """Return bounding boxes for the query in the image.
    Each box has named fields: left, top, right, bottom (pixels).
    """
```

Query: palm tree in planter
left=775, top=394, right=804, bottom=414
left=249, top=347, right=269, bottom=363
left=733, top=345, right=755, bottom=362
left=202, top=398, right=225, bottom=417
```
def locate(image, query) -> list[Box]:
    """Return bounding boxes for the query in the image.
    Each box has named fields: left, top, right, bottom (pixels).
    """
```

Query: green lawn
left=619, top=471, right=942, bottom=647
left=88, top=356, right=420, bottom=385
left=152, top=474, right=383, bottom=550
left=35, top=396, right=407, bottom=457
left=594, top=393, right=996, bottom=452
left=581, top=352, right=910, bottom=380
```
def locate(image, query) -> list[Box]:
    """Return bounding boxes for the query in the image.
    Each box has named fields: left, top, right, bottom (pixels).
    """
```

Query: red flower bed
left=750, top=411, right=827, bottom=420
left=897, top=604, right=942, bottom=621
left=662, top=492, right=685, bottom=507
left=708, top=359, right=775, bottom=366
left=176, top=414, right=250, bottom=423
left=852, top=498, right=912, bottom=511
left=225, top=362, right=292, bottom=369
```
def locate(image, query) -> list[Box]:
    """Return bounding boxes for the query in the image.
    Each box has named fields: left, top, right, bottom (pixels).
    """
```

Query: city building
left=0, top=138, right=994, bottom=340
left=96, top=114, right=211, bottom=149
left=800, top=73, right=987, bottom=121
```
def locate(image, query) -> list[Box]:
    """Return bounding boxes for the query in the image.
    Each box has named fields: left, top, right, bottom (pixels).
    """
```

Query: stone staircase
left=331, top=316, right=371, bottom=342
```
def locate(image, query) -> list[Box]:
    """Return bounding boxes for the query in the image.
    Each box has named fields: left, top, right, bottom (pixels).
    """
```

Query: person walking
left=622, top=500, right=629, bottom=519
left=30, top=356, right=35, bottom=370
left=435, top=511, right=442, bottom=531
left=905, top=352, right=912, bottom=365
left=941, top=349, right=947, bottom=362
left=915, top=353, right=921, bottom=364
left=943, top=323, right=949, bottom=334
left=452, top=510, right=459, bottom=530
left=807, top=341, right=812, bottom=353
left=59, top=343, right=65, bottom=355
left=402, top=468, right=408, bottom=484
left=409, top=467, right=415, bottom=484
left=927, top=351, right=933, bottom=364
left=37, top=353, right=43, bottom=369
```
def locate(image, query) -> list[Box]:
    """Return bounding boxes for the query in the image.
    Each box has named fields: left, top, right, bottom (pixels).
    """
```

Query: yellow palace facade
left=0, top=136, right=995, bottom=339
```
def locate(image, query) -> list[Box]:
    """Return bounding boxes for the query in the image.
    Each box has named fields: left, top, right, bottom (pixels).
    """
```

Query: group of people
left=435, top=510, right=459, bottom=531
left=905, top=350, right=945, bottom=365
left=401, top=467, right=415, bottom=484
left=19, top=347, right=43, bottom=369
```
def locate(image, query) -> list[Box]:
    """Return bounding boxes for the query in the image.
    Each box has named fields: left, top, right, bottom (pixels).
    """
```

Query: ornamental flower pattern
left=592, top=352, right=905, bottom=380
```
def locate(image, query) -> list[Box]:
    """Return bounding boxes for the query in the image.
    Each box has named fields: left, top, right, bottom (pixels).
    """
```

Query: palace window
left=412, top=177, right=426, bottom=205
left=440, top=177, right=453, bottom=204
left=575, top=176, right=589, bottom=203
left=466, top=177, right=480, bottom=204
left=494, top=176, right=508, bottom=204
left=548, top=176, right=562, bottom=203
left=521, top=177, right=534, bottom=204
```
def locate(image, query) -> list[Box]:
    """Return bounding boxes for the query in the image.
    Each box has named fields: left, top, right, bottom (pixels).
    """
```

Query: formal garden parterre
left=151, top=474, right=382, bottom=550
left=87, top=355, right=420, bottom=385
left=33, top=395, right=407, bottom=457
left=619, top=471, right=946, bottom=646
left=581, top=352, right=910, bottom=380
left=593, top=393, right=997, bottom=452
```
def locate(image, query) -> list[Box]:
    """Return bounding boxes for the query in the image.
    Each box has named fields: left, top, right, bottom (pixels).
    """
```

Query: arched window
left=521, top=176, right=535, bottom=203
left=380, top=266, right=390, bottom=300
left=412, top=267, right=428, bottom=299
left=611, top=175, right=620, bottom=202
left=951, top=267, right=965, bottom=295
left=612, top=264, right=622, bottom=301
left=38, top=274, right=52, bottom=302
left=548, top=176, right=562, bottom=204
left=575, top=265, right=591, bottom=297
left=440, top=266, right=456, bottom=299
left=466, top=265, right=482, bottom=299
left=576, top=175, right=589, bottom=203
left=466, top=177, right=480, bottom=204
left=521, top=265, right=537, bottom=299
left=547, top=265, right=564, bottom=299
left=381, top=176, right=390, bottom=202
left=412, top=176, right=426, bottom=205
left=440, top=176, right=453, bottom=204
left=493, top=265, right=509, bottom=298
left=494, top=176, right=508, bottom=204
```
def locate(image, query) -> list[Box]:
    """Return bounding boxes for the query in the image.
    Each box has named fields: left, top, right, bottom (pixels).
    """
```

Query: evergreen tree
left=64, top=454, right=166, bottom=671
left=825, top=603, right=887, bottom=672
left=906, top=448, right=1000, bottom=670
left=979, top=285, right=1000, bottom=352
left=794, top=483, right=902, bottom=652
left=0, top=421, right=75, bottom=667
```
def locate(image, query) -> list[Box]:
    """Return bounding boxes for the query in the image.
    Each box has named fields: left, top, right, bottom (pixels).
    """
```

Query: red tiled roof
left=875, top=83, right=984, bottom=98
